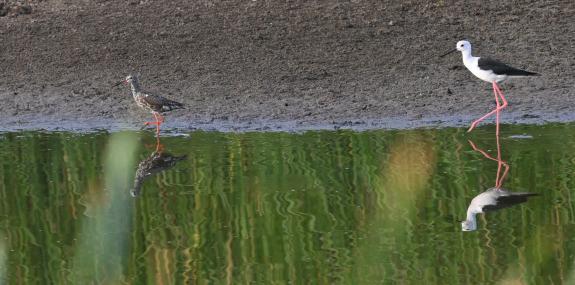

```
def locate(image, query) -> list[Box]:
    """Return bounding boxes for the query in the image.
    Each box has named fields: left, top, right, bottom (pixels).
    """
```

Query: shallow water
left=0, top=125, right=574, bottom=284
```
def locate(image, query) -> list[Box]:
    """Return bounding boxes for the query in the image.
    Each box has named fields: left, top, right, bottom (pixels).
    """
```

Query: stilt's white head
left=456, top=40, right=471, bottom=53
left=440, top=40, right=472, bottom=58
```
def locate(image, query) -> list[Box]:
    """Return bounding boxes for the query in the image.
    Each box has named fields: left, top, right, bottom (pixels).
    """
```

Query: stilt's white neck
left=462, top=209, right=478, bottom=231
left=461, top=48, right=473, bottom=65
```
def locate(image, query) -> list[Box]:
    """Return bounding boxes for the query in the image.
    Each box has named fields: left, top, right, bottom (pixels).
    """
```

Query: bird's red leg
left=145, top=114, right=160, bottom=126
left=151, top=113, right=161, bottom=135
left=154, top=113, right=165, bottom=136
left=154, top=137, right=164, bottom=152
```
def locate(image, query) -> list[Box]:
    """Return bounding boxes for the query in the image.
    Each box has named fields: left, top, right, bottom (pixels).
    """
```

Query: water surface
left=0, top=125, right=574, bottom=284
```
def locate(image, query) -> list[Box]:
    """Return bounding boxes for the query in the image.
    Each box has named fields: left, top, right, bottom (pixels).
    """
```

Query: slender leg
left=144, top=113, right=160, bottom=127
left=467, top=82, right=508, bottom=133
left=156, top=113, right=165, bottom=123
left=494, top=132, right=509, bottom=188
left=468, top=83, right=497, bottom=132
left=152, top=112, right=162, bottom=136
left=497, top=159, right=510, bottom=188
left=493, top=82, right=508, bottom=138
left=155, top=136, right=163, bottom=152
left=494, top=87, right=509, bottom=188
left=493, top=83, right=508, bottom=111
left=494, top=83, right=501, bottom=137
left=468, top=139, right=509, bottom=188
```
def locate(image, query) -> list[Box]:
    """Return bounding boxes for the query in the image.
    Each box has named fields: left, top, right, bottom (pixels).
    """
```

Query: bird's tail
left=508, top=69, right=540, bottom=76
left=164, top=100, right=185, bottom=111
left=510, top=192, right=539, bottom=197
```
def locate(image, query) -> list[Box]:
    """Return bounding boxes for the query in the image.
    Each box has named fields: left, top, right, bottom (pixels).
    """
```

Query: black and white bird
left=462, top=187, right=538, bottom=231
left=115, top=74, right=185, bottom=134
left=442, top=40, right=539, bottom=133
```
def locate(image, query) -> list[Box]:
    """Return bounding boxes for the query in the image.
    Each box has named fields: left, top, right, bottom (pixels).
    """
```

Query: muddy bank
left=1, top=0, right=574, bottom=132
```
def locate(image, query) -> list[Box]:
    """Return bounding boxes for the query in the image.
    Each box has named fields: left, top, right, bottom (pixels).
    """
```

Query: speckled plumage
left=131, top=147, right=187, bottom=197
left=125, top=74, right=185, bottom=114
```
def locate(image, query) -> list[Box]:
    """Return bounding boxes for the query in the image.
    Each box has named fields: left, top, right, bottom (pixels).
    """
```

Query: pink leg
left=493, top=83, right=508, bottom=111
left=467, top=82, right=508, bottom=132
left=493, top=82, right=508, bottom=137
left=494, top=83, right=501, bottom=137
left=494, top=119, right=502, bottom=186
left=493, top=86, right=509, bottom=187
left=467, top=82, right=507, bottom=133
left=494, top=131, right=509, bottom=188
left=468, top=139, right=509, bottom=188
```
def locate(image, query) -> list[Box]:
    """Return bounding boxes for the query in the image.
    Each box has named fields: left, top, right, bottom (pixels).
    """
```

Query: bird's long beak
left=440, top=48, right=457, bottom=58
left=112, top=81, right=123, bottom=87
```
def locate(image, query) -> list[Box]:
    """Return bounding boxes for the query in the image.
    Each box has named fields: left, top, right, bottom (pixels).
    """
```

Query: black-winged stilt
left=441, top=40, right=539, bottom=134
left=462, top=138, right=537, bottom=231
left=461, top=187, right=538, bottom=231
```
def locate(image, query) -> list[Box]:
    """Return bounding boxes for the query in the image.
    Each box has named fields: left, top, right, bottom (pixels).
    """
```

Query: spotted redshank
left=441, top=40, right=539, bottom=135
left=131, top=141, right=187, bottom=197
left=115, top=74, right=184, bottom=134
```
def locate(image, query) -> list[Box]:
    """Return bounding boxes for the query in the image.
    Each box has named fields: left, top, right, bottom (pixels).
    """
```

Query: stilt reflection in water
left=131, top=136, right=187, bottom=197
left=462, top=137, right=538, bottom=231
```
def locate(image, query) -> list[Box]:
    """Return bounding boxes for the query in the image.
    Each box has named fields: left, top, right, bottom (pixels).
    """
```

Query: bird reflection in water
left=462, top=136, right=538, bottom=232
left=131, top=137, right=187, bottom=197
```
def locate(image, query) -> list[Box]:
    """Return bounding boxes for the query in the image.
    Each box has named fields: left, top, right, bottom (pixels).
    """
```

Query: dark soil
left=1, top=0, right=574, bottom=132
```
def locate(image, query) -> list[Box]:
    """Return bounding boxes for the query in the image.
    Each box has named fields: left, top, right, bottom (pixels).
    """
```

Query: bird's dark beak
left=440, top=48, right=457, bottom=58
left=112, top=81, right=123, bottom=87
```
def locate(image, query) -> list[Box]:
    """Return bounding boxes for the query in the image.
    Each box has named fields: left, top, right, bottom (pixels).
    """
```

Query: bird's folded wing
left=478, top=58, right=538, bottom=76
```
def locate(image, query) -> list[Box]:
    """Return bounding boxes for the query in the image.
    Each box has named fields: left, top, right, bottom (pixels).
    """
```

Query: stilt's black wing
left=483, top=192, right=539, bottom=212
left=478, top=57, right=539, bottom=76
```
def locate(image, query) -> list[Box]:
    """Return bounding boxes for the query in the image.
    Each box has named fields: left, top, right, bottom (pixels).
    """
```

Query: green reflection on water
left=0, top=125, right=574, bottom=284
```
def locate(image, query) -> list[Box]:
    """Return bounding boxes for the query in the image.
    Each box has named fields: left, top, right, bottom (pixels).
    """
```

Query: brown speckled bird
left=131, top=143, right=187, bottom=197
left=116, top=74, right=184, bottom=134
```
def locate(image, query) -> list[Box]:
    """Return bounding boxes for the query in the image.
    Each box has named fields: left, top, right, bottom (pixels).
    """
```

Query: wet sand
left=1, top=0, right=574, bottom=132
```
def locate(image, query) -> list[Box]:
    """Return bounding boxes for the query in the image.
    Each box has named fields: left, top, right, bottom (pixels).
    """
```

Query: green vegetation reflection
left=0, top=125, right=574, bottom=284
